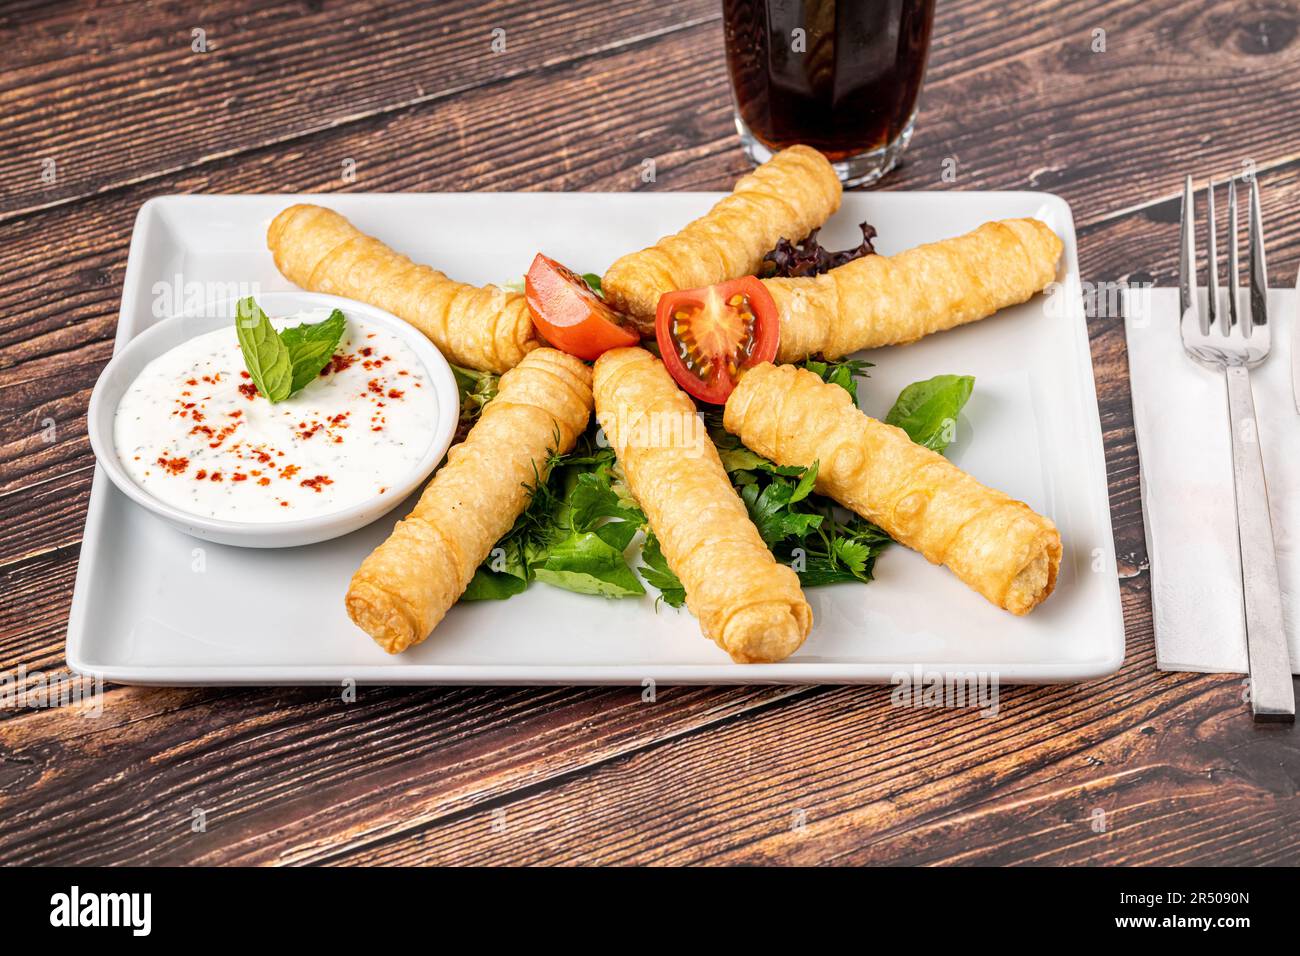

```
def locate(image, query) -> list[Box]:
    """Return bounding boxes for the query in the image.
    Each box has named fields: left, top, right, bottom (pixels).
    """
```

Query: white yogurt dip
left=114, top=309, right=439, bottom=522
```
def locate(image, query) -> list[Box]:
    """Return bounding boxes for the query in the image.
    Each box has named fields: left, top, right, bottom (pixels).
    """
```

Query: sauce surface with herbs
left=114, top=309, right=437, bottom=522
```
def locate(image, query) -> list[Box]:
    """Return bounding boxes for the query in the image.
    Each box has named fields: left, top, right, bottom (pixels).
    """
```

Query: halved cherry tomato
left=655, top=276, right=779, bottom=404
left=525, top=254, right=640, bottom=361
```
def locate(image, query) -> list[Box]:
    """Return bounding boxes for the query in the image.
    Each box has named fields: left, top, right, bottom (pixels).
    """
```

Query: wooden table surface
left=2, top=0, right=1298, bottom=866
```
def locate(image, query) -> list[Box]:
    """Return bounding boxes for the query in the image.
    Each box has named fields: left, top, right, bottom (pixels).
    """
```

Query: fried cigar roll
left=725, top=363, right=1061, bottom=615
left=593, top=348, right=812, bottom=662
left=601, top=145, right=841, bottom=320
left=767, top=218, right=1063, bottom=362
left=267, top=204, right=537, bottom=373
left=347, top=349, right=592, bottom=653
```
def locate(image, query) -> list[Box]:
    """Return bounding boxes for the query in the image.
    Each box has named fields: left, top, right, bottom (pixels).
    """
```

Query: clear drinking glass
left=723, top=0, right=935, bottom=187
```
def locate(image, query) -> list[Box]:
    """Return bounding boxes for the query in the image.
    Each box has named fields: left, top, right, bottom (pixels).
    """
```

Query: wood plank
left=0, top=681, right=817, bottom=864
left=2, top=0, right=1298, bottom=867
left=0, top=0, right=720, bottom=217
left=334, top=646, right=1299, bottom=863
left=4, top=20, right=1299, bottom=528
left=326, top=587, right=1298, bottom=866
left=5, top=0, right=1297, bottom=224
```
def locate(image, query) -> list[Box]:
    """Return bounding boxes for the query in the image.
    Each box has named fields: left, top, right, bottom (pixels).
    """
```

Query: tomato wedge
left=655, top=276, right=779, bottom=403
left=525, top=254, right=640, bottom=361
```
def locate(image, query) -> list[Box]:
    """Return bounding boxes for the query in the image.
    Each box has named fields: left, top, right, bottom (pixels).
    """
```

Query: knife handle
left=1225, top=366, right=1296, bottom=721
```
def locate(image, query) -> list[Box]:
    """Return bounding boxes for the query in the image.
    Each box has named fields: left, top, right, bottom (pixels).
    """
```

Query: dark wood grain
left=0, top=0, right=720, bottom=217
left=0, top=0, right=1298, bottom=867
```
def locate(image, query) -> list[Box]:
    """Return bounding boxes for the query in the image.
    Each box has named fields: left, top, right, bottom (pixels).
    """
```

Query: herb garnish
left=457, top=355, right=974, bottom=606
left=461, top=432, right=652, bottom=602
left=450, top=364, right=500, bottom=439
left=704, top=358, right=973, bottom=588
left=761, top=222, right=878, bottom=278
left=234, top=297, right=346, bottom=403
left=884, top=374, right=975, bottom=453
left=280, top=309, right=347, bottom=394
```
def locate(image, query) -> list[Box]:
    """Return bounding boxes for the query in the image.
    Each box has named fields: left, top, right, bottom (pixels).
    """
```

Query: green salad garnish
left=452, top=355, right=975, bottom=606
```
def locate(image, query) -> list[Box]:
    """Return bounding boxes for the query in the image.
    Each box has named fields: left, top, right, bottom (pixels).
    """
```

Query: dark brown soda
left=723, top=0, right=935, bottom=161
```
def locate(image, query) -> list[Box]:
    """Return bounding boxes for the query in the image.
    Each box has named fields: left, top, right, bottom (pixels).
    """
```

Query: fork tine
left=1228, top=178, right=1240, bottom=330
left=1207, top=181, right=1223, bottom=334
left=1248, top=175, right=1268, bottom=336
left=1180, top=175, right=1202, bottom=332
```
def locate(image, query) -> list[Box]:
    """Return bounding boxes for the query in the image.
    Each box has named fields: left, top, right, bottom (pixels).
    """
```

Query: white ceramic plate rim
left=66, top=190, right=1126, bottom=685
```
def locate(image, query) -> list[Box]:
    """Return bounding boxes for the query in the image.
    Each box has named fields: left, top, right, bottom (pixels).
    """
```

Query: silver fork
left=1180, top=174, right=1295, bottom=721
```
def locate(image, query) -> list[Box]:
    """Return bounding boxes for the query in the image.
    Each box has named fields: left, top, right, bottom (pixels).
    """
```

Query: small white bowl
left=87, top=291, right=459, bottom=548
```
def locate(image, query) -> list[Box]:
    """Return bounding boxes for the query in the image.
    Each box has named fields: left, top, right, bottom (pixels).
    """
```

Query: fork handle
left=1224, top=366, right=1295, bottom=721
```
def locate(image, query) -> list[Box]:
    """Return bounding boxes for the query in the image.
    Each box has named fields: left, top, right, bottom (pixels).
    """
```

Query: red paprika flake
left=155, top=455, right=189, bottom=476
left=238, top=382, right=259, bottom=401
left=300, top=475, right=334, bottom=493
left=323, top=352, right=356, bottom=375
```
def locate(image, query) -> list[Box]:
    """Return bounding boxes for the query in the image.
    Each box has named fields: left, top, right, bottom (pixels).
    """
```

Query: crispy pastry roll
left=725, top=363, right=1061, bottom=615
left=593, top=347, right=812, bottom=662
left=601, top=145, right=841, bottom=320
left=267, top=203, right=537, bottom=373
left=347, top=349, right=592, bottom=653
left=767, top=218, right=1063, bottom=362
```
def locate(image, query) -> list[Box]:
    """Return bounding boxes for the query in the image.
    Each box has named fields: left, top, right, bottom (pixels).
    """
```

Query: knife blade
left=1293, top=265, right=1300, bottom=414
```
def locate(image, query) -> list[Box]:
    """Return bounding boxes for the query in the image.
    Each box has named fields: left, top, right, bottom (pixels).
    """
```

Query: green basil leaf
left=279, top=308, right=347, bottom=395
left=884, top=374, right=975, bottom=453
left=234, top=297, right=292, bottom=403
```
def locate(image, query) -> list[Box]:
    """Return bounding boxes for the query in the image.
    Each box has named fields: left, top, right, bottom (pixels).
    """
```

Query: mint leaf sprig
left=235, top=297, right=346, bottom=403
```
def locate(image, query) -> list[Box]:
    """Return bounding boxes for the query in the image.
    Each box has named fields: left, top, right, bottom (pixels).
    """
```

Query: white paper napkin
left=1124, top=287, right=1299, bottom=674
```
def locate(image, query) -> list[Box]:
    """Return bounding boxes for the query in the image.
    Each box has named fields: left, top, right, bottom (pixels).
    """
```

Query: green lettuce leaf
left=534, top=531, right=645, bottom=598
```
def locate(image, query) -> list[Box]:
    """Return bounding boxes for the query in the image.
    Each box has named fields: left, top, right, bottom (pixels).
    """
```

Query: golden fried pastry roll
left=767, top=218, right=1063, bottom=362
left=267, top=203, right=537, bottom=373
left=725, top=363, right=1061, bottom=615
left=601, top=145, right=841, bottom=320
left=347, top=349, right=592, bottom=653
left=593, top=347, right=811, bottom=662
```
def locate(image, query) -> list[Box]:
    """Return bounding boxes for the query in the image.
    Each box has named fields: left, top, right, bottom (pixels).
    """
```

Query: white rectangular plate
left=67, top=191, right=1125, bottom=684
